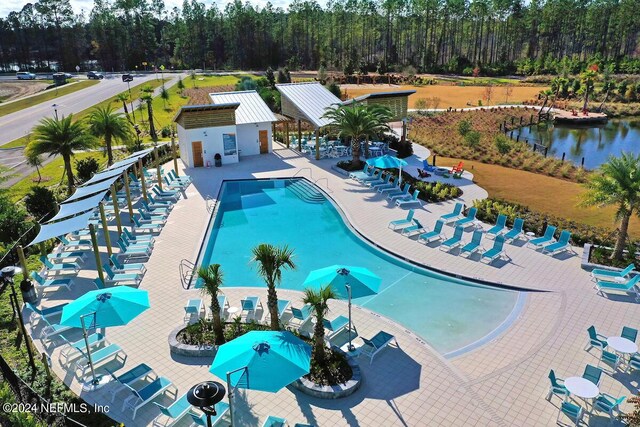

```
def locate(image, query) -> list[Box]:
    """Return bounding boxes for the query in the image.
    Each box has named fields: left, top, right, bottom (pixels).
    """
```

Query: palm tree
left=140, top=86, right=157, bottom=140
left=25, top=149, right=43, bottom=182
left=27, top=115, right=97, bottom=194
left=116, top=92, right=130, bottom=116
left=322, top=103, right=392, bottom=165
left=538, top=89, right=554, bottom=117
left=251, top=243, right=296, bottom=331
left=580, top=65, right=599, bottom=112
left=581, top=153, right=640, bottom=260
left=198, top=264, right=226, bottom=345
left=88, top=105, right=132, bottom=166
left=302, top=286, right=336, bottom=366
left=160, top=85, right=170, bottom=109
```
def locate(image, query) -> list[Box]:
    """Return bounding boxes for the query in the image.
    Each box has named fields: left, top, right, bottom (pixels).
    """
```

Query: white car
left=16, top=71, right=36, bottom=80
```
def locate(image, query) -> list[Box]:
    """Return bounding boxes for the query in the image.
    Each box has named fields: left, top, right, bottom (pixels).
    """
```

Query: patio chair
left=122, top=376, right=177, bottom=419
left=349, top=164, right=371, bottom=180
left=630, top=354, right=640, bottom=372
left=486, top=215, right=507, bottom=239
left=546, top=369, right=569, bottom=401
left=241, top=297, right=263, bottom=320
left=621, top=326, right=638, bottom=342
left=396, top=189, right=422, bottom=207
left=440, top=225, right=465, bottom=252
left=480, top=235, right=508, bottom=264
left=360, top=331, right=397, bottom=364
left=287, top=304, right=313, bottom=330
left=121, top=233, right=154, bottom=250
left=30, top=271, right=73, bottom=297
left=47, top=250, right=87, bottom=264
left=417, top=220, right=446, bottom=244
left=556, top=401, right=583, bottom=426
left=59, top=332, right=106, bottom=367
left=262, top=416, right=287, bottom=427
left=388, top=209, right=415, bottom=230
left=527, top=225, right=557, bottom=249
left=132, top=215, right=163, bottom=234
left=459, top=230, right=484, bottom=257
left=75, top=343, right=127, bottom=378
left=542, top=230, right=573, bottom=255
left=594, top=275, right=640, bottom=299
left=40, top=256, right=80, bottom=275
left=422, top=158, right=437, bottom=172
left=107, top=363, right=156, bottom=402
left=116, top=241, right=152, bottom=262
left=401, top=219, right=426, bottom=237
left=387, top=183, right=410, bottom=200
left=582, top=364, right=603, bottom=386
left=439, top=203, right=463, bottom=224
left=590, top=263, right=636, bottom=282
left=103, top=264, right=143, bottom=287
left=323, top=315, right=350, bottom=342
left=503, top=218, right=525, bottom=243
left=599, top=350, right=621, bottom=372
left=189, top=402, right=230, bottom=426
left=454, top=207, right=478, bottom=229
left=594, top=393, right=626, bottom=424
left=184, top=299, right=205, bottom=323
left=153, top=390, right=193, bottom=427
left=585, top=325, right=608, bottom=351
left=450, top=161, right=464, bottom=174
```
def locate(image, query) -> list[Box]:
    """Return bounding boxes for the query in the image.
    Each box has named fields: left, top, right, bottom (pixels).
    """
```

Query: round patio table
left=564, top=377, right=599, bottom=400
left=227, top=307, right=239, bottom=317
left=607, top=336, right=638, bottom=354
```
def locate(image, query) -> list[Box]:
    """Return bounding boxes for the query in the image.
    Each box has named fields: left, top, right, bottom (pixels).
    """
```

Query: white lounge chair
left=122, top=376, right=177, bottom=419
left=359, top=331, right=397, bottom=364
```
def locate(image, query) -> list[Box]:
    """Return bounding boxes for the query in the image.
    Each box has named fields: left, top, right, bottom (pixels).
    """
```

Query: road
left=0, top=73, right=184, bottom=189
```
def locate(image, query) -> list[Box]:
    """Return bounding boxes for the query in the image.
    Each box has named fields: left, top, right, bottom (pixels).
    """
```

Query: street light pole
left=52, top=104, right=59, bottom=120
left=126, top=80, right=136, bottom=122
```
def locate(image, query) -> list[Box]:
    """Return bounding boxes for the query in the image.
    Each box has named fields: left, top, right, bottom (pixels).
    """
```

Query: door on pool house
left=191, top=141, right=203, bottom=167
left=259, top=130, right=269, bottom=154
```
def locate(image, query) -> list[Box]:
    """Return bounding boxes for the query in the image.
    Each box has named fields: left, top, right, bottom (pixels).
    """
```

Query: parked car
left=16, top=71, right=36, bottom=80
left=87, top=71, right=104, bottom=79
left=122, top=73, right=133, bottom=82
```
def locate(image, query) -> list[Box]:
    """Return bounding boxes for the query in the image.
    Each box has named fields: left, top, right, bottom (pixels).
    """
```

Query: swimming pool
left=197, top=178, right=523, bottom=356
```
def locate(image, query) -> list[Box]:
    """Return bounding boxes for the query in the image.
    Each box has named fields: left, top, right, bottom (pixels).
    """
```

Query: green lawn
left=0, top=80, right=99, bottom=117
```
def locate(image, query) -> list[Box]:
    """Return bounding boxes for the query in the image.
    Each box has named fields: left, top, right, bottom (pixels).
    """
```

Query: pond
left=516, top=118, right=640, bottom=170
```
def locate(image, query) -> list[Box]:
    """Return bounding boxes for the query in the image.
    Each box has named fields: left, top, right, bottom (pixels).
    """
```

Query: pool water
left=198, top=179, right=521, bottom=355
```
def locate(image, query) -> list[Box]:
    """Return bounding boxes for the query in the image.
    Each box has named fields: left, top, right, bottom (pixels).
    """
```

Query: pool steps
left=287, top=179, right=325, bottom=204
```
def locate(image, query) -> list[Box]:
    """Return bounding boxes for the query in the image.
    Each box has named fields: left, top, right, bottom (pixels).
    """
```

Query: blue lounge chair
left=24, top=301, right=67, bottom=325
left=582, top=364, right=603, bottom=386
left=323, top=315, right=350, bottom=342
left=287, top=304, right=313, bottom=329
left=422, top=158, right=437, bottom=172
left=401, top=219, right=425, bottom=237
left=263, top=416, right=287, bottom=427
left=141, top=200, right=172, bottom=215
left=108, top=363, right=156, bottom=402
left=349, top=163, right=370, bottom=180
left=417, top=220, right=446, bottom=244
left=241, top=296, right=263, bottom=320
left=387, top=183, right=410, bottom=200
left=47, top=250, right=87, bottom=264
left=358, top=169, right=381, bottom=183
left=190, top=402, right=230, bottom=426
left=110, top=254, right=147, bottom=275
left=184, top=299, right=204, bottom=322
left=439, top=203, right=463, bottom=224
left=122, top=376, right=177, bottom=419
left=169, top=169, right=191, bottom=184
left=371, top=174, right=393, bottom=189
left=594, top=274, right=640, bottom=300
left=585, top=325, right=608, bottom=351
left=116, top=241, right=152, bottom=261
left=591, top=263, right=636, bottom=282
left=59, top=332, right=106, bottom=366
left=366, top=172, right=388, bottom=187
left=30, top=271, right=73, bottom=297
left=75, top=343, right=127, bottom=378
left=124, top=227, right=155, bottom=245
left=40, top=256, right=80, bottom=275
left=207, top=295, right=230, bottom=320
left=377, top=178, right=400, bottom=193
left=440, top=225, right=464, bottom=252
left=546, top=369, right=569, bottom=401
left=122, top=233, right=154, bottom=250
left=396, top=189, right=422, bottom=207
left=163, top=175, right=188, bottom=190
left=556, top=401, right=583, bottom=426
left=481, top=235, right=507, bottom=264
left=136, top=209, right=167, bottom=224
left=455, top=207, right=478, bottom=228
left=147, top=194, right=174, bottom=208
left=527, top=225, right=557, bottom=249
left=153, top=390, right=193, bottom=427
left=132, top=215, right=163, bottom=233
left=460, top=230, right=483, bottom=257
left=360, top=331, right=397, bottom=364
left=151, top=187, right=180, bottom=202
left=38, top=316, right=74, bottom=344
left=503, top=218, right=525, bottom=242
left=621, top=326, right=638, bottom=342
left=594, top=393, right=626, bottom=423
left=58, top=235, right=92, bottom=250
left=542, top=230, right=573, bottom=255
left=103, top=264, right=142, bottom=287
left=486, top=214, right=507, bottom=239
left=388, top=209, right=415, bottom=230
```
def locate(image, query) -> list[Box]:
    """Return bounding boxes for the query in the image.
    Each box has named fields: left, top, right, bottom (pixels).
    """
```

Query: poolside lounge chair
left=58, top=235, right=92, bottom=250
left=527, top=225, right=557, bottom=249
left=366, top=172, right=389, bottom=187
left=358, top=169, right=381, bottom=184
left=132, top=216, right=163, bottom=234
left=388, top=209, right=415, bottom=230
left=59, top=332, right=106, bottom=367
left=583, top=364, right=603, bottom=386
left=371, top=174, right=393, bottom=190
left=241, top=297, right=263, bottom=320
left=122, top=232, right=155, bottom=250
left=38, top=317, right=74, bottom=345
left=40, top=256, right=80, bottom=275
left=585, top=325, right=608, bottom=351
left=137, top=208, right=168, bottom=224
left=360, top=331, right=397, bottom=364
left=110, top=254, right=147, bottom=275
left=262, top=416, right=287, bottom=427
left=396, top=189, right=422, bottom=207
left=24, top=301, right=67, bottom=325
left=107, top=363, right=156, bottom=402
left=486, top=215, right=507, bottom=239
left=546, top=369, right=569, bottom=401
left=556, top=401, right=583, bottom=426
left=440, top=225, right=465, bottom=252
left=460, top=230, right=484, bottom=257
left=189, top=402, right=230, bottom=426
left=124, top=227, right=156, bottom=244
left=480, top=235, right=507, bottom=264
left=401, top=219, right=426, bottom=237
left=152, top=186, right=181, bottom=202
left=377, top=178, right=399, bottom=193
left=141, top=200, right=172, bottom=216
left=599, top=350, right=621, bottom=372
left=323, top=315, right=350, bottom=342
left=47, top=250, right=87, bottom=264
left=594, top=393, right=626, bottom=423
left=147, top=194, right=174, bottom=208
left=169, top=169, right=191, bottom=184
left=621, top=326, right=638, bottom=342
left=417, top=220, right=446, bottom=244
left=75, top=343, right=127, bottom=378
left=207, top=295, right=230, bottom=320
left=103, top=264, right=143, bottom=287
left=454, top=207, right=478, bottom=229
left=30, top=271, right=73, bottom=297
left=591, top=263, right=636, bottom=282
left=542, top=230, right=573, bottom=255
left=594, top=274, right=640, bottom=300
left=349, top=164, right=371, bottom=180
left=439, top=203, right=463, bottom=224
left=183, top=299, right=205, bottom=323
left=117, top=241, right=152, bottom=261
left=287, top=304, right=313, bottom=330
left=122, top=376, right=177, bottom=419
left=387, top=183, right=410, bottom=200
left=502, top=218, right=525, bottom=243
left=153, top=390, right=194, bottom=427
left=163, top=175, right=188, bottom=190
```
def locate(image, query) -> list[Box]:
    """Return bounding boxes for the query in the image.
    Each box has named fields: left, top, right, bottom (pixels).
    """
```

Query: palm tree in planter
left=28, top=115, right=97, bottom=194
left=303, top=286, right=336, bottom=368
left=88, top=105, right=132, bottom=166
left=251, top=243, right=296, bottom=331
left=198, top=264, right=226, bottom=345
left=581, top=153, right=640, bottom=260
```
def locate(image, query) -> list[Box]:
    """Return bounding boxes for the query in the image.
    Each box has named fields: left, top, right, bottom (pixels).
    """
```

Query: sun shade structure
left=81, top=165, right=129, bottom=187
left=303, top=265, right=381, bottom=299
left=46, top=191, right=108, bottom=223
left=65, top=175, right=120, bottom=203
left=366, top=155, right=408, bottom=185
left=276, top=82, right=342, bottom=129
left=209, top=91, right=277, bottom=125
left=28, top=210, right=94, bottom=246
left=60, top=287, right=150, bottom=328
left=209, top=331, right=311, bottom=393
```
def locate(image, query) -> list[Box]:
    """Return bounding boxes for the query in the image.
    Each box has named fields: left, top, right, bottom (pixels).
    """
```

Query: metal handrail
left=179, top=259, right=196, bottom=289
left=293, top=167, right=313, bottom=180
left=205, top=196, right=216, bottom=214
left=314, top=177, right=331, bottom=192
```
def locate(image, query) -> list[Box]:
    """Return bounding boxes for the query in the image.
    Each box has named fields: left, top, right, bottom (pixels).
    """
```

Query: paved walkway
left=28, top=145, right=640, bottom=426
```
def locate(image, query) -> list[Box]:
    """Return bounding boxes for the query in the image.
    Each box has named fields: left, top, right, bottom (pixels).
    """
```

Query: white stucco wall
left=176, top=124, right=240, bottom=167
left=236, top=122, right=272, bottom=157
left=177, top=124, right=191, bottom=167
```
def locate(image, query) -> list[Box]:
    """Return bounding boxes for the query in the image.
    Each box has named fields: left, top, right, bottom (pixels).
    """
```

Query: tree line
left=1, top=0, right=640, bottom=75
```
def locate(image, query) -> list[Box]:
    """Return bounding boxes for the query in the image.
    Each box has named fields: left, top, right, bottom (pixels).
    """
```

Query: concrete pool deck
left=29, top=144, right=640, bottom=426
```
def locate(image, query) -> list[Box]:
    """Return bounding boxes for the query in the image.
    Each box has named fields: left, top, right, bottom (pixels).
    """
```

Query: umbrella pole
left=226, top=372, right=234, bottom=427
left=399, top=165, right=402, bottom=186
left=346, top=284, right=355, bottom=352
left=80, top=313, right=98, bottom=385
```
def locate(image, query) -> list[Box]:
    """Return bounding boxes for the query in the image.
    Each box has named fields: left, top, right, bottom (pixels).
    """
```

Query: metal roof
left=276, top=82, right=342, bottom=128
left=209, top=91, right=277, bottom=125
left=341, top=90, right=417, bottom=105
left=173, top=103, right=241, bottom=123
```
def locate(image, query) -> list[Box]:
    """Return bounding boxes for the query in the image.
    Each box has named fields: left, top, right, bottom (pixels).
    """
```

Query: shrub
left=0, top=193, right=34, bottom=267
left=414, top=98, right=428, bottom=109
left=389, top=139, right=413, bottom=158
left=464, top=131, right=481, bottom=147
left=24, top=186, right=58, bottom=222
left=495, top=134, right=512, bottom=154
left=457, top=119, right=472, bottom=136
left=160, top=125, right=171, bottom=138
left=74, top=157, right=100, bottom=183
left=336, top=160, right=363, bottom=172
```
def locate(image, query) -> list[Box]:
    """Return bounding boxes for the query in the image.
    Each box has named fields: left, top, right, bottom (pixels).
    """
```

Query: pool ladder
left=179, top=259, right=196, bottom=289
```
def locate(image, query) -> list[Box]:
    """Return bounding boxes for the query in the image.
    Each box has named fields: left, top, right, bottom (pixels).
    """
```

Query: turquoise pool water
left=198, top=179, right=521, bottom=355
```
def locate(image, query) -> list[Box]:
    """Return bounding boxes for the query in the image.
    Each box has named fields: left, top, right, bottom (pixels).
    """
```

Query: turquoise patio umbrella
left=366, top=154, right=408, bottom=185
left=209, top=330, right=311, bottom=393
left=60, top=287, right=150, bottom=386
left=303, top=265, right=381, bottom=351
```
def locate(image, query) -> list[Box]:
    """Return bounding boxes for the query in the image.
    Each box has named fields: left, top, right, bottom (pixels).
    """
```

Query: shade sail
left=82, top=165, right=129, bottom=187
left=109, top=157, right=141, bottom=170
left=64, top=176, right=119, bottom=203
left=28, top=210, right=94, bottom=246
left=124, top=147, right=154, bottom=160
left=46, top=191, right=107, bottom=223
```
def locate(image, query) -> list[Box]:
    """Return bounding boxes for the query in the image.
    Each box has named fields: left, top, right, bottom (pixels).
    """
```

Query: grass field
left=435, top=156, right=640, bottom=237
left=341, top=84, right=547, bottom=109
left=0, top=80, right=99, bottom=117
